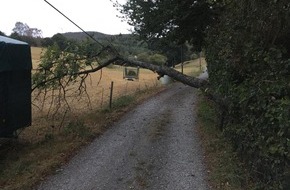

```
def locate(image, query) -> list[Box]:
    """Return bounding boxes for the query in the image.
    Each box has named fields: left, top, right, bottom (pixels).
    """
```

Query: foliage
left=51, top=33, right=72, bottom=51
left=205, top=0, right=290, bottom=188
left=41, top=37, right=54, bottom=47
left=197, top=95, right=254, bottom=189
left=12, top=22, right=42, bottom=38
left=114, top=0, right=217, bottom=65
left=136, top=52, right=167, bottom=66
left=31, top=38, right=111, bottom=122
left=10, top=22, right=43, bottom=46
left=112, top=95, right=135, bottom=109
left=116, top=0, right=220, bottom=49
left=0, top=31, right=6, bottom=36
left=63, top=120, right=92, bottom=138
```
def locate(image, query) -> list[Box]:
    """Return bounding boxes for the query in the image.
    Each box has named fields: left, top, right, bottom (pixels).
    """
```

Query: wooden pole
left=101, top=87, right=104, bottom=108
left=181, top=45, right=183, bottom=74
left=109, top=81, right=114, bottom=109
left=199, top=51, right=202, bottom=71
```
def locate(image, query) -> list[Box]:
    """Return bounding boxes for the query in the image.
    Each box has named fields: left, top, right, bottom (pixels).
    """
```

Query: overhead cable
left=44, top=0, right=104, bottom=48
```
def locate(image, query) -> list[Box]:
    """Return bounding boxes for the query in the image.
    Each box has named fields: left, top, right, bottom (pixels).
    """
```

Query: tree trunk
left=116, top=56, right=208, bottom=89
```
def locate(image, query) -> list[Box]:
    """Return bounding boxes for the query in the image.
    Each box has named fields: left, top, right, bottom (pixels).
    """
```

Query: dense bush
left=136, top=52, right=167, bottom=65
left=206, top=1, right=290, bottom=188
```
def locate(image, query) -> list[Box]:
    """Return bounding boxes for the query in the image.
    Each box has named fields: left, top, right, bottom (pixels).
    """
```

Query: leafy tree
left=51, top=33, right=69, bottom=51
left=12, top=22, right=30, bottom=36
left=0, top=31, right=6, bottom=36
left=149, top=53, right=167, bottom=66
left=9, top=32, right=21, bottom=40
left=10, top=22, right=42, bottom=46
left=136, top=52, right=167, bottom=66
left=115, top=0, right=221, bottom=50
left=41, top=37, right=54, bottom=47
left=205, top=1, right=290, bottom=188
left=12, top=22, right=42, bottom=37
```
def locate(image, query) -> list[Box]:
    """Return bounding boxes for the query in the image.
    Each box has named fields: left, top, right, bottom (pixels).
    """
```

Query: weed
left=112, top=95, right=135, bottom=109
left=63, top=120, right=92, bottom=138
left=148, top=110, right=171, bottom=141
left=197, top=94, right=254, bottom=190
left=44, top=133, right=54, bottom=141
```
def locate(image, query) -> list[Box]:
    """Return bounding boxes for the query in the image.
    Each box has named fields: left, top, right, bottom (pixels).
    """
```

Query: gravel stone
left=36, top=83, right=209, bottom=190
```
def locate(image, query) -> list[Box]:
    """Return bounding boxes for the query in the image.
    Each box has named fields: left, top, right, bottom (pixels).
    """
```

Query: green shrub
left=63, top=120, right=91, bottom=138
left=112, top=95, right=135, bottom=109
left=205, top=1, right=290, bottom=189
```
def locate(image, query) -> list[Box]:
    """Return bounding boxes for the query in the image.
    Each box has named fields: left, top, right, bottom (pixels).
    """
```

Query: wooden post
left=199, top=51, right=202, bottom=71
left=181, top=45, right=183, bottom=74
left=109, top=81, right=114, bottom=109
left=101, top=87, right=104, bottom=108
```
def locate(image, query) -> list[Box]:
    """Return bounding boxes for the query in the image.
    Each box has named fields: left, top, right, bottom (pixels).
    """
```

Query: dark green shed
left=0, top=35, right=32, bottom=137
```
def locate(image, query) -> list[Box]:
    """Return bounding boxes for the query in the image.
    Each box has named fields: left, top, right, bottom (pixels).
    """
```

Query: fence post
left=100, top=87, right=104, bottom=108
left=109, top=81, right=114, bottom=109
left=199, top=51, right=202, bottom=71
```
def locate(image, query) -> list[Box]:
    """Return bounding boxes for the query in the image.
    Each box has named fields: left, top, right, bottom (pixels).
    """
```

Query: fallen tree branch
left=115, top=56, right=209, bottom=88
left=31, top=56, right=119, bottom=92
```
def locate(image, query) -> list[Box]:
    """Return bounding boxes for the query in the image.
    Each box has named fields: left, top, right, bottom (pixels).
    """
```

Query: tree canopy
left=10, top=22, right=43, bottom=46
left=115, top=0, right=222, bottom=50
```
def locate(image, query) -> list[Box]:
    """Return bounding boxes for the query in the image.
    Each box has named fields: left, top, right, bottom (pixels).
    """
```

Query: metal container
left=0, top=36, right=32, bottom=137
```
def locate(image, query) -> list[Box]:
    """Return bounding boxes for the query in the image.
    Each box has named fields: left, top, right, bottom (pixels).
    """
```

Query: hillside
left=61, top=31, right=150, bottom=60
left=62, top=31, right=132, bottom=42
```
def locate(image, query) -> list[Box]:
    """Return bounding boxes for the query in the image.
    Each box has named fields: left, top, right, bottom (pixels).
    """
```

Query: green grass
left=112, top=95, right=135, bottom=109
left=197, top=94, right=254, bottom=190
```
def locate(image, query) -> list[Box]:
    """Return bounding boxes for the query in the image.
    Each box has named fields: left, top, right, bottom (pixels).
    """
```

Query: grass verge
left=0, top=85, right=165, bottom=190
left=196, top=93, right=254, bottom=190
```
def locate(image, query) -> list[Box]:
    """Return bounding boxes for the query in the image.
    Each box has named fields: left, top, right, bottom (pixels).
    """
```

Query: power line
left=44, top=0, right=104, bottom=48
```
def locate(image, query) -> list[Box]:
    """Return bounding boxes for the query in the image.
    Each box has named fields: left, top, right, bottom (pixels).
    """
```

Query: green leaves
left=205, top=0, right=290, bottom=188
left=32, top=40, right=101, bottom=91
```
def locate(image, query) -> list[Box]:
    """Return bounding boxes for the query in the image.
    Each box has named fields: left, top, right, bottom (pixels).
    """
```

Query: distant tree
left=149, top=53, right=167, bottom=66
left=136, top=52, right=166, bottom=66
left=10, top=22, right=42, bottom=46
left=12, top=22, right=42, bottom=38
left=51, top=33, right=68, bottom=50
left=10, top=32, right=21, bottom=40
left=0, top=31, right=6, bottom=36
left=27, top=28, right=42, bottom=38
left=41, top=37, right=54, bottom=47
left=136, top=52, right=150, bottom=63
left=12, top=22, right=29, bottom=36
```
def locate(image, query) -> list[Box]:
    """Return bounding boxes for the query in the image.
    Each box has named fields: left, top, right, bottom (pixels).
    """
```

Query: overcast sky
left=1, top=0, right=132, bottom=37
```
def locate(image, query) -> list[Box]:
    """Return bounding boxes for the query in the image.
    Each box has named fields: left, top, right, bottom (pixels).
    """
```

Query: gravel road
left=37, top=83, right=209, bottom=190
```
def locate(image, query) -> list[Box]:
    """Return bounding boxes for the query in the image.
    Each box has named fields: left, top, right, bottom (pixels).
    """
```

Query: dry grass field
left=28, top=47, right=162, bottom=141
left=30, top=47, right=206, bottom=119
left=26, top=47, right=206, bottom=143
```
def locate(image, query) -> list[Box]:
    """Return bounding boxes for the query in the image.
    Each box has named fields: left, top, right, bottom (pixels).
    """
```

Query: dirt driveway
left=36, top=83, right=209, bottom=190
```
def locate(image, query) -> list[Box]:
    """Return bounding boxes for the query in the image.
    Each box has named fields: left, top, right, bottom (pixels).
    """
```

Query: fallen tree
left=32, top=44, right=208, bottom=92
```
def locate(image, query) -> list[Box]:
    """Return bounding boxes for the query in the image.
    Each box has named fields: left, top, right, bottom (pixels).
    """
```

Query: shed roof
left=0, top=35, right=32, bottom=72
